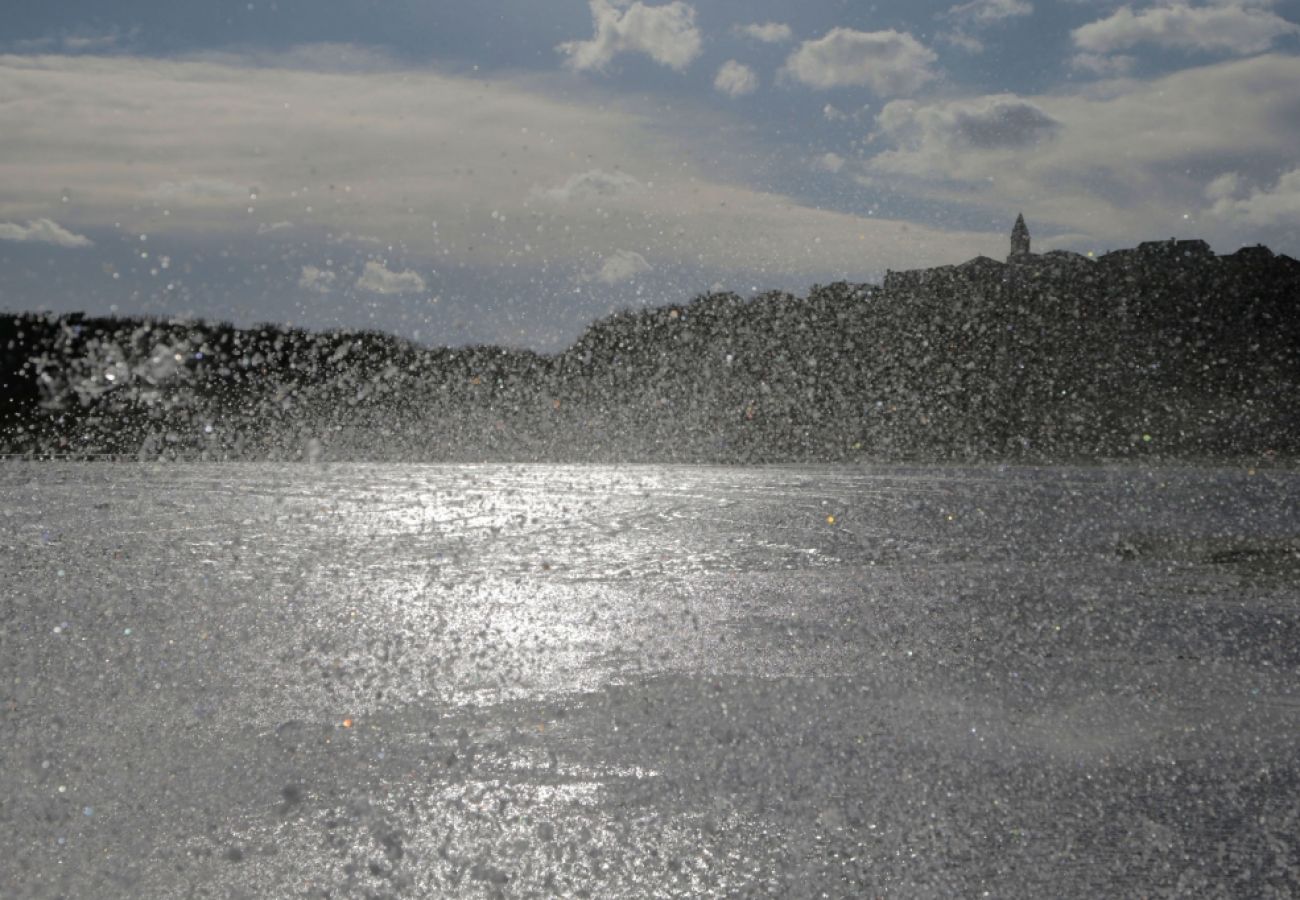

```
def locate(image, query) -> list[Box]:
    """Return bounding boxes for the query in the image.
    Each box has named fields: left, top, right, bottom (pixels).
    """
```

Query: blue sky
left=2, top=0, right=1299, bottom=348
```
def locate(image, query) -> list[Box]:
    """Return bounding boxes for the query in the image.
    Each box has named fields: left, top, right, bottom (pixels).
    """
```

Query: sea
left=2, top=463, right=1298, bottom=898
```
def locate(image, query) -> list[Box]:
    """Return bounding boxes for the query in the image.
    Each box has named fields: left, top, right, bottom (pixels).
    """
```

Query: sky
left=2, top=0, right=1298, bottom=349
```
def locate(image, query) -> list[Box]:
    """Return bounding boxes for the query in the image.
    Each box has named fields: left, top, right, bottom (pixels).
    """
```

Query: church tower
left=1009, top=213, right=1031, bottom=261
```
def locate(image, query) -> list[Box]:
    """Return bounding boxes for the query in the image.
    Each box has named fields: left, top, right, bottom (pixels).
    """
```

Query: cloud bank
left=0, top=51, right=1004, bottom=283
left=0, top=218, right=94, bottom=247
left=866, top=53, right=1300, bottom=247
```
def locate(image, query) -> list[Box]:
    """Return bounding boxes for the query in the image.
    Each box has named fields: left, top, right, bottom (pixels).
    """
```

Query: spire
left=1009, top=213, right=1031, bottom=261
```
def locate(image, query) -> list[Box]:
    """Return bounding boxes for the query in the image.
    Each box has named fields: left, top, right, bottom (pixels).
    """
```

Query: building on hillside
left=1009, top=214, right=1031, bottom=262
left=1099, top=238, right=1214, bottom=270
left=877, top=214, right=1300, bottom=297
left=1226, top=244, right=1274, bottom=263
left=957, top=256, right=1007, bottom=278
left=1137, top=238, right=1213, bottom=259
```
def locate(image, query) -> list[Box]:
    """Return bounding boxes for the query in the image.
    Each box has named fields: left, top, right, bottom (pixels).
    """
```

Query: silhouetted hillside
left=2, top=241, right=1297, bottom=462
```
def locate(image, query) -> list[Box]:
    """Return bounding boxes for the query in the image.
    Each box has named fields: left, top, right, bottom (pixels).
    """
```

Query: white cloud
left=782, top=28, right=938, bottom=96
left=812, top=152, right=847, bottom=173
left=0, top=218, right=93, bottom=247
left=946, top=0, right=1034, bottom=24
left=558, top=0, right=702, bottom=73
left=736, top=22, right=794, bottom=44
left=355, top=261, right=426, bottom=295
left=873, top=94, right=1061, bottom=173
left=536, top=169, right=646, bottom=202
left=1206, top=167, right=1300, bottom=226
left=714, top=60, right=759, bottom=97
left=1073, top=1, right=1300, bottom=56
left=588, top=249, right=652, bottom=284
left=298, top=265, right=336, bottom=293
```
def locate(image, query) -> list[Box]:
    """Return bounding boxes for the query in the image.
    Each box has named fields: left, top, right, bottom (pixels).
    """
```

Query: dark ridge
left=1, top=239, right=1297, bottom=463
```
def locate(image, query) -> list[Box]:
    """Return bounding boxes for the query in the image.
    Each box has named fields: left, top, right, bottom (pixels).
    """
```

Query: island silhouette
left=3, top=219, right=1297, bottom=463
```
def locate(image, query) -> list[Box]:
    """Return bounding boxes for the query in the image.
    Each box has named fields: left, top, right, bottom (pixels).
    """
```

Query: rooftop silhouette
left=2, top=223, right=1297, bottom=463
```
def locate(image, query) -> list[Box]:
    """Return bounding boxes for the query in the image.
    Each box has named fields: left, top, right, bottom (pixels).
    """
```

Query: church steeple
left=1009, top=213, right=1031, bottom=261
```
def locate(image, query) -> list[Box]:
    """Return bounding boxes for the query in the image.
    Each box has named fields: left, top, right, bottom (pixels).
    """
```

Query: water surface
left=2, top=463, right=1298, bottom=897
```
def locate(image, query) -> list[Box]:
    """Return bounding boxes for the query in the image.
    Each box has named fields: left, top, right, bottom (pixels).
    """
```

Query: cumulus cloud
left=355, top=261, right=427, bottom=295
left=736, top=22, right=794, bottom=43
left=782, top=28, right=938, bottom=96
left=536, top=169, right=646, bottom=202
left=873, top=94, right=1061, bottom=173
left=1206, top=167, right=1300, bottom=226
left=949, top=98, right=1061, bottom=148
left=0, top=218, right=93, bottom=247
left=588, top=249, right=652, bottom=283
left=1073, top=1, right=1300, bottom=56
left=558, top=0, right=702, bottom=72
left=714, top=60, right=759, bottom=97
left=812, top=152, right=847, bottom=173
left=298, top=265, right=336, bottom=293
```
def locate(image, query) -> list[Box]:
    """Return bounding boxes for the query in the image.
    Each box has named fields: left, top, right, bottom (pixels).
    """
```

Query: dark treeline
left=2, top=243, right=1298, bottom=463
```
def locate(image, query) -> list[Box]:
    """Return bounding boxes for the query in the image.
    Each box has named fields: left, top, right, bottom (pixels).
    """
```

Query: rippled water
left=2, top=463, right=1298, bottom=897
